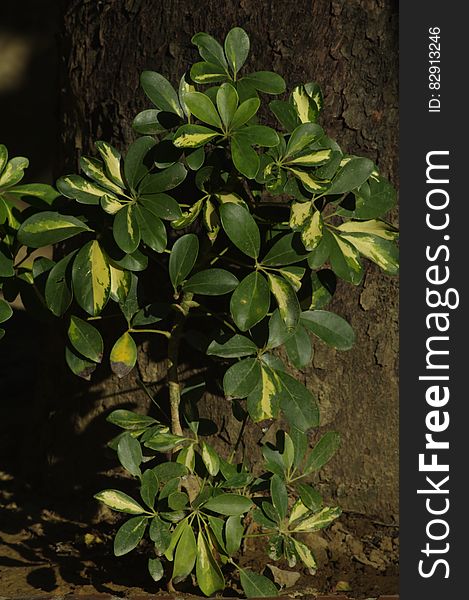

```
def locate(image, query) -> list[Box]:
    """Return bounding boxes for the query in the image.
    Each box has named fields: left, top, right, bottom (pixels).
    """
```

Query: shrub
left=0, top=27, right=398, bottom=596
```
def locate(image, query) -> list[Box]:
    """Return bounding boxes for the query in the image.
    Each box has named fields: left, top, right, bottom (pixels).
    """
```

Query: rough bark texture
left=54, top=0, right=398, bottom=519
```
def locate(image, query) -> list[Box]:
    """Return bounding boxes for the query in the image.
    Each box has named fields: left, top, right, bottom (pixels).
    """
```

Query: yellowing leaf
left=196, top=531, right=225, bottom=596
left=110, top=332, right=137, bottom=378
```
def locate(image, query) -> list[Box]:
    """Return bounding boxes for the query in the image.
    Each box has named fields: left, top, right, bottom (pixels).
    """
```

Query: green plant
left=0, top=27, right=398, bottom=597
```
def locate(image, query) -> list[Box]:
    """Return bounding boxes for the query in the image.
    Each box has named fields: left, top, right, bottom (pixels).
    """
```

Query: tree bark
left=51, top=0, right=398, bottom=520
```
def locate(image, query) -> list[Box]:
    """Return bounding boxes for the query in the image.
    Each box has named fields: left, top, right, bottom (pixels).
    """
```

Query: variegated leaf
left=301, top=210, right=323, bottom=251
left=173, top=125, right=220, bottom=148
left=247, top=364, right=281, bottom=422
left=57, top=174, right=117, bottom=205
left=289, top=201, right=312, bottom=230
left=291, top=85, right=319, bottom=123
left=291, top=506, right=341, bottom=532
left=337, top=219, right=398, bottom=240
left=266, top=272, right=300, bottom=331
left=80, top=156, right=123, bottom=194
left=338, top=232, right=399, bottom=275
left=95, top=141, right=125, bottom=188
left=172, top=198, right=204, bottom=229
left=288, top=168, right=328, bottom=193
left=72, top=240, right=111, bottom=316
left=328, top=231, right=363, bottom=285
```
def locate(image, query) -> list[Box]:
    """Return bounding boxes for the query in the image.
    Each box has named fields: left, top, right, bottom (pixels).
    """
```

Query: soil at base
left=0, top=469, right=398, bottom=599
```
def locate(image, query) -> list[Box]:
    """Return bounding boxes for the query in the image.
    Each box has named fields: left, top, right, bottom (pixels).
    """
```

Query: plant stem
left=129, top=327, right=171, bottom=338
left=167, top=292, right=193, bottom=437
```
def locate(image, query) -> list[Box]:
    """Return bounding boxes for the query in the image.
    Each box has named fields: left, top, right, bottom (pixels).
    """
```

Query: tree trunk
left=46, top=0, right=398, bottom=520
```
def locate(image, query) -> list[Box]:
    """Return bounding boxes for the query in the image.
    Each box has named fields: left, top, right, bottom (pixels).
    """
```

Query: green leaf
left=269, top=100, right=300, bottom=132
left=149, top=516, right=171, bottom=553
left=139, top=193, right=182, bottom=221
left=328, top=230, right=363, bottom=285
left=239, top=569, right=279, bottom=598
left=285, top=123, right=324, bottom=157
left=117, top=433, right=142, bottom=477
left=305, top=431, right=341, bottom=473
left=140, top=469, right=159, bottom=509
left=6, top=183, right=61, bottom=205
left=230, top=97, right=260, bottom=130
left=307, top=231, right=331, bottom=270
left=138, top=162, right=187, bottom=194
left=68, top=315, right=103, bottom=363
left=230, top=272, right=270, bottom=331
left=173, top=124, right=219, bottom=148
left=190, top=61, right=228, bottom=84
left=220, top=203, right=260, bottom=258
left=270, top=474, right=288, bottom=520
left=196, top=531, right=225, bottom=596
left=231, top=136, right=259, bottom=179
left=94, top=489, right=145, bottom=514
left=56, top=174, right=111, bottom=205
left=45, top=251, right=76, bottom=316
left=203, top=493, right=252, bottom=516
left=225, top=515, right=244, bottom=556
left=284, top=325, right=312, bottom=369
left=148, top=557, right=164, bottom=582
left=135, top=205, right=167, bottom=253
left=267, top=309, right=291, bottom=349
left=225, top=27, right=250, bottom=75
left=301, top=310, right=355, bottom=350
left=296, top=484, right=322, bottom=513
left=17, top=211, right=91, bottom=248
left=132, top=109, right=165, bottom=135
left=153, top=462, right=187, bottom=483
left=338, top=175, right=397, bottom=219
left=110, top=332, right=138, bottom=378
left=65, top=346, right=97, bottom=380
left=169, top=233, right=199, bottom=289
left=140, top=71, right=183, bottom=117
left=192, top=32, right=228, bottom=71
left=0, top=299, right=13, bottom=324
left=223, top=358, right=261, bottom=398
left=327, top=157, right=374, bottom=195
left=216, top=83, right=239, bottom=127
left=243, top=71, right=286, bottom=94
left=72, top=240, right=111, bottom=316
left=277, top=371, right=319, bottom=432
left=184, top=92, right=222, bottom=128
left=107, top=409, right=155, bottom=430
left=183, top=268, right=239, bottom=295
left=201, top=441, right=220, bottom=476
left=235, top=125, right=279, bottom=147
left=266, top=273, right=300, bottom=332
left=168, top=491, right=189, bottom=510
left=114, top=515, right=147, bottom=556
left=124, top=136, right=156, bottom=191
left=207, top=334, right=257, bottom=358
left=172, top=522, right=197, bottom=582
